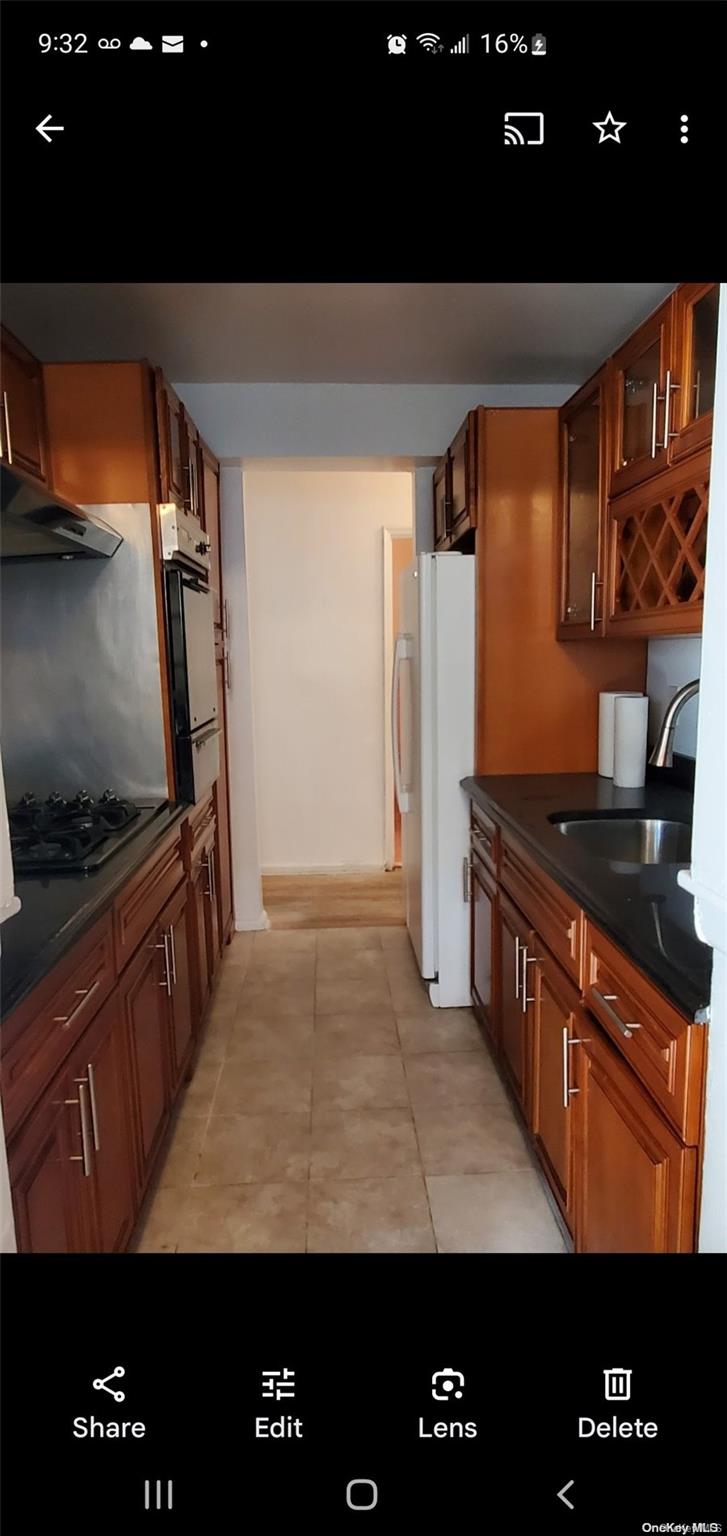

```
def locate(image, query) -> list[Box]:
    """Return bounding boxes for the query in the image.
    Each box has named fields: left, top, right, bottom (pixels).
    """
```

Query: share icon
left=92, top=1366, right=126, bottom=1403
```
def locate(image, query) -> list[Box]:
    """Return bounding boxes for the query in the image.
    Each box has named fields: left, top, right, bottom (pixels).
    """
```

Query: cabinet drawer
left=500, top=833, right=582, bottom=986
left=1, top=913, right=115, bottom=1138
left=470, top=803, right=499, bottom=875
left=584, top=922, right=705, bottom=1143
left=114, top=830, right=184, bottom=969
left=183, top=792, right=216, bottom=872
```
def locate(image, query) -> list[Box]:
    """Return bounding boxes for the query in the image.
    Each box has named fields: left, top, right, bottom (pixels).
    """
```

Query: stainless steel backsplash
left=0, top=503, right=168, bottom=800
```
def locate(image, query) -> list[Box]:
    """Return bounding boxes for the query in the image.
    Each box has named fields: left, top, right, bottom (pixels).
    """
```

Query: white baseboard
left=234, top=909, right=270, bottom=932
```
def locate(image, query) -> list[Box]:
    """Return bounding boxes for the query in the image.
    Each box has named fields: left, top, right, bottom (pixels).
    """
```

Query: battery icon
left=603, top=1367, right=632, bottom=1401
left=531, top=34, right=547, bottom=55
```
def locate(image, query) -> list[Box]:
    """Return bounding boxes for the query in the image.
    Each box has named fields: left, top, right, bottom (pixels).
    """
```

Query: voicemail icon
left=162, top=36, right=184, bottom=53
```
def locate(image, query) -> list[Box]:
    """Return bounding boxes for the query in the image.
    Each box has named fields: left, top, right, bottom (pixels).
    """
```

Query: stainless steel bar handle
left=67, top=1084, right=92, bottom=1176
left=661, top=369, right=680, bottom=447
left=589, top=571, right=602, bottom=632
left=224, top=645, right=231, bottom=691
left=521, top=948, right=537, bottom=1013
left=592, top=988, right=641, bottom=1039
left=562, top=1027, right=570, bottom=1109
left=2, top=392, right=11, bottom=464
left=514, top=934, right=521, bottom=999
left=86, top=1063, right=101, bottom=1151
left=210, top=850, right=216, bottom=903
left=463, top=856, right=471, bottom=904
left=53, top=979, right=100, bottom=1029
left=650, top=381, right=659, bottom=459
left=223, top=599, right=230, bottom=642
left=159, top=932, right=172, bottom=996
left=470, top=829, right=490, bottom=860
left=168, top=925, right=177, bottom=986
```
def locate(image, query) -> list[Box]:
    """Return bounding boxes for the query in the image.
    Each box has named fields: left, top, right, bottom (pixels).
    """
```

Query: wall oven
left=161, top=503, right=219, bottom=804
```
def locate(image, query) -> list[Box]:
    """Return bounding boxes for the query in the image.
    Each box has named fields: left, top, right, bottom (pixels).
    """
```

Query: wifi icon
left=416, top=32, right=442, bottom=51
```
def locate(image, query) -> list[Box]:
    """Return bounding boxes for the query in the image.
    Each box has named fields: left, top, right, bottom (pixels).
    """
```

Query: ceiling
left=1, top=283, right=674, bottom=386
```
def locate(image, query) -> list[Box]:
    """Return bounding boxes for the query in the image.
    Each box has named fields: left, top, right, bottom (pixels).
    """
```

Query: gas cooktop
left=9, top=790, right=161, bottom=875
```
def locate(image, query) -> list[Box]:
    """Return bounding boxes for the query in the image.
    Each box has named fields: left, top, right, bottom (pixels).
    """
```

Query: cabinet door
left=606, top=452, right=709, bottom=637
left=471, top=855, right=498, bottom=1050
left=120, top=935, right=171, bottom=1194
left=574, top=1022, right=697, bottom=1253
left=530, top=947, right=582, bottom=1228
left=449, top=413, right=477, bottom=540
left=558, top=372, right=606, bottom=637
left=8, top=1064, right=95, bottom=1253
left=610, top=299, right=672, bottom=497
left=498, top=894, right=531, bottom=1110
left=670, top=282, right=719, bottom=463
left=161, top=882, right=196, bottom=1091
left=0, top=327, right=49, bottom=483
left=204, top=837, right=221, bottom=976
left=181, top=409, right=202, bottom=522
left=155, top=371, right=186, bottom=505
left=201, top=440, right=222, bottom=626
left=191, top=860, right=211, bottom=1018
left=70, top=993, right=138, bottom=1253
left=432, top=455, right=451, bottom=549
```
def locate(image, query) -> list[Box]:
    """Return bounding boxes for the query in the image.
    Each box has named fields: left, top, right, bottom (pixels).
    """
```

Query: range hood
left=0, top=465, right=123, bottom=561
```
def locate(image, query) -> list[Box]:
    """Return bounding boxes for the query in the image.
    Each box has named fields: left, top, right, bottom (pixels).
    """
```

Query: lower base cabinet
left=162, top=882, right=195, bottom=1091
left=470, top=854, right=498, bottom=1050
left=120, top=934, right=171, bottom=1195
left=497, top=894, right=531, bottom=1111
left=574, top=1023, right=698, bottom=1253
left=530, top=950, right=582, bottom=1228
left=7, top=1070, right=94, bottom=1254
left=70, top=993, right=137, bottom=1253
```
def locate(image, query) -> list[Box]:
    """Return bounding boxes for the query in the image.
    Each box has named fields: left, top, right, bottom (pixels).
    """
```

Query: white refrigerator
left=392, top=553, right=475, bottom=1007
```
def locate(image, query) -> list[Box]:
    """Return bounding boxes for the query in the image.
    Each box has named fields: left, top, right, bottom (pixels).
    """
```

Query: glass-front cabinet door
left=558, top=371, right=605, bottom=637
left=432, top=453, right=451, bottom=549
left=670, top=282, right=719, bottom=463
left=610, top=298, right=672, bottom=497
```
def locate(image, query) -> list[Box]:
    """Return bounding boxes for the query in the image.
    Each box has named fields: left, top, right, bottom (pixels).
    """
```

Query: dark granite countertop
left=461, top=773, right=712, bottom=1021
left=1, top=802, right=189, bottom=1020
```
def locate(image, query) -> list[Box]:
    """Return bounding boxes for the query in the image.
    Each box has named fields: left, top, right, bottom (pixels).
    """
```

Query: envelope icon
left=162, top=35, right=184, bottom=52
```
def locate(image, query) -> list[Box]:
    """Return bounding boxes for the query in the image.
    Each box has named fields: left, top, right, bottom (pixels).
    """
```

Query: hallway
left=137, top=924, right=565, bottom=1254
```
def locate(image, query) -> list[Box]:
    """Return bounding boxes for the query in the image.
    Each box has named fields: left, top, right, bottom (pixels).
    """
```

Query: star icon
left=593, top=110, right=627, bottom=143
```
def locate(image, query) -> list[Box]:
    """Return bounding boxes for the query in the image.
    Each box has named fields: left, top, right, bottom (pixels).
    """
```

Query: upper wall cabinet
left=557, top=369, right=607, bottom=639
left=433, top=409, right=479, bottom=551
left=669, top=282, right=719, bottom=463
left=155, top=371, right=187, bottom=507
left=0, top=326, right=50, bottom=485
left=609, top=298, right=673, bottom=498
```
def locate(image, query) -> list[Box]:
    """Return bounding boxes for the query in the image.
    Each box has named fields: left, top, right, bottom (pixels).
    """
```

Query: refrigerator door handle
left=392, top=633, right=413, bottom=814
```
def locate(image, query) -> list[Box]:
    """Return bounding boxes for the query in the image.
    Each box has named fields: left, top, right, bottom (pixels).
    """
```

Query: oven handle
left=193, top=726, right=221, bottom=751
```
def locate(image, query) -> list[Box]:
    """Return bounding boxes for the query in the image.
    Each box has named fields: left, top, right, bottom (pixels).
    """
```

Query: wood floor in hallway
left=262, top=870, right=406, bottom=929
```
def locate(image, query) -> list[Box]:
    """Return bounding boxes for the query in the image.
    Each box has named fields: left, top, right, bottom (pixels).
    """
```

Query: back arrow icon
left=36, top=114, right=64, bottom=143
left=557, top=1479, right=575, bottom=1510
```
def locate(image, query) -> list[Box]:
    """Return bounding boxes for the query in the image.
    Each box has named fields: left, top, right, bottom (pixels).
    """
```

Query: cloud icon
left=129, top=36, right=152, bottom=51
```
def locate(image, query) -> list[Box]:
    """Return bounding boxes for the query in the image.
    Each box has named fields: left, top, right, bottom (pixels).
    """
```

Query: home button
left=346, top=1479, right=378, bottom=1511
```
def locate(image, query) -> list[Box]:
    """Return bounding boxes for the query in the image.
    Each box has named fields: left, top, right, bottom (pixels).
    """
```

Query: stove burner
left=9, top=789, right=145, bottom=875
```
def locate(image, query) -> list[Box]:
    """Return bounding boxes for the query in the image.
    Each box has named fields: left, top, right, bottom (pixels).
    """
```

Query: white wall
left=173, top=382, right=574, bottom=461
left=646, top=636, right=702, bottom=756
left=244, top=468, right=413, bottom=871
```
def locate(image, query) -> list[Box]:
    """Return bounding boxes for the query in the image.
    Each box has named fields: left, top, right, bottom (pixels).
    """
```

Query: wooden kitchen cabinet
left=7, top=1063, right=95, bottom=1253
left=0, top=326, right=50, bottom=484
left=558, top=370, right=608, bottom=638
left=181, top=408, right=203, bottom=523
left=573, top=1019, right=697, bottom=1253
left=433, top=453, right=451, bottom=549
left=530, top=947, right=583, bottom=1229
left=204, top=832, right=221, bottom=971
left=470, top=852, right=498, bottom=1052
left=449, top=411, right=478, bottom=543
left=606, top=450, right=709, bottom=636
left=155, top=370, right=187, bottom=506
left=160, top=882, right=196, bottom=1091
left=191, top=858, right=211, bottom=1019
left=609, top=298, right=673, bottom=497
left=119, top=935, right=171, bottom=1195
left=669, top=282, right=719, bottom=464
left=498, top=892, right=531, bottom=1111
left=67, top=992, right=138, bottom=1253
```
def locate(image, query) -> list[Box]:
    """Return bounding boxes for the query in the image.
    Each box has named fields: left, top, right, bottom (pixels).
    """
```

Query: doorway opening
left=382, top=527, right=414, bottom=871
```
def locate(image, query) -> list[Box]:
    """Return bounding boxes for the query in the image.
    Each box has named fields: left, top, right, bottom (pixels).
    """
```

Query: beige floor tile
left=195, top=1029, right=230, bottom=1069
left=135, top=1187, right=188, bottom=1253
left=386, top=972, right=435, bottom=1014
left=378, top=926, right=413, bottom=951
left=254, top=929, right=317, bottom=955
left=414, top=1100, right=532, bottom=1175
left=316, top=949, right=387, bottom=984
left=310, top=1107, right=420, bottom=1181
left=215, top=1057, right=312, bottom=1115
left=205, top=991, right=240, bottom=1025
left=158, top=1116, right=206, bottom=1188
left=382, top=949, right=422, bottom=983
left=405, top=1051, right=507, bottom=1110
left=177, top=1183, right=308, bottom=1253
left=312, top=1054, right=409, bottom=1111
left=223, top=933, right=255, bottom=968
left=315, top=974, right=392, bottom=1014
left=177, top=1058, right=223, bottom=1118
left=196, top=1113, right=311, bottom=1184
left=396, top=1010, right=483, bottom=1055
left=241, top=977, right=315, bottom=1016
left=427, top=1171, right=567, bottom=1253
left=213, top=967, right=249, bottom=1000
left=227, top=1012, right=315, bottom=1061
left=316, top=928, right=382, bottom=954
left=307, top=1176, right=435, bottom=1253
left=313, top=1011, right=400, bottom=1056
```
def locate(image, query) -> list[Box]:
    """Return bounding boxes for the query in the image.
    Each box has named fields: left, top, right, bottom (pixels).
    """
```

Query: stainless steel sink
left=550, top=815, right=691, bottom=865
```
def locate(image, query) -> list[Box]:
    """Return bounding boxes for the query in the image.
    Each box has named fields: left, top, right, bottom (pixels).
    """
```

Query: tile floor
left=136, top=925, right=566, bottom=1254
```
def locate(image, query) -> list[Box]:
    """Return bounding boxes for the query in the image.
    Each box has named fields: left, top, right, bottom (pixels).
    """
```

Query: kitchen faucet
left=648, top=679, right=700, bottom=768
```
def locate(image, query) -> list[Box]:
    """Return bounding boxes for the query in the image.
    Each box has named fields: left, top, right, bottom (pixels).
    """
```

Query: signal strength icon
left=416, top=32, right=443, bottom=52
left=450, top=34, right=469, bottom=54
